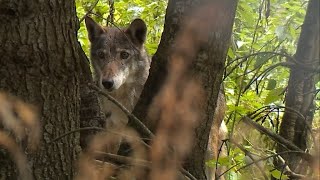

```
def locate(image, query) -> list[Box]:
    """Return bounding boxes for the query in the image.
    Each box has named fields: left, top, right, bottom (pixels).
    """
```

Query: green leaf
left=239, top=173, right=252, bottom=180
left=236, top=41, right=246, bottom=48
left=275, top=26, right=286, bottom=41
left=228, top=47, right=236, bottom=59
left=271, top=170, right=289, bottom=180
left=234, top=152, right=245, bottom=162
left=145, top=43, right=158, bottom=55
left=205, top=159, right=217, bottom=168
left=218, top=156, right=232, bottom=166
left=266, top=79, right=277, bottom=90
left=206, top=156, right=232, bottom=167
left=264, top=88, right=284, bottom=104
left=228, top=105, right=247, bottom=114
left=254, top=54, right=270, bottom=68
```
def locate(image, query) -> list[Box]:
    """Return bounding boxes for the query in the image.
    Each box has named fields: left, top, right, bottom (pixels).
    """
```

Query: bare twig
left=49, top=127, right=104, bottom=144
left=95, top=151, right=197, bottom=180
left=49, top=127, right=150, bottom=148
left=277, top=155, right=307, bottom=179
left=88, top=83, right=154, bottom=139
left=232, top=150, right=311, bottom=174
left=95, top=151, right=151, bottom=166
left=79, top=0, right=100, bottom=24
left=231, top=140, right=269, bottom=180
left=247, top=105, right=317, bottom=152
left=224, top=51, right=318, bottom=80
left=107, top=0, right=115, bottom=25
left=214, top=139, right=228, bottom=176
left=241, top=116, right=313, bottom=163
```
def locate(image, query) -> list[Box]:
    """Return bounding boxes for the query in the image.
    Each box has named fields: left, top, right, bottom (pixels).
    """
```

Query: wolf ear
left=84, top=16, right=105, bottom=42
left=126, top=19, right=147, bottom=45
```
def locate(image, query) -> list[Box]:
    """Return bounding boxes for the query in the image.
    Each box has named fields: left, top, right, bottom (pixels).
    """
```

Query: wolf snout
left=102, top=80, right=114, bottom=90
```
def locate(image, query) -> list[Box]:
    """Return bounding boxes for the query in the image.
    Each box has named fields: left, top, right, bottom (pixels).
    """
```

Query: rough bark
left=277, top=0, right=319, bottom=175
left=78, top=47, right=105, bottom=149
left=0, top=1, right=82, bottom=179
left=130, top=0, right=237, bottom=179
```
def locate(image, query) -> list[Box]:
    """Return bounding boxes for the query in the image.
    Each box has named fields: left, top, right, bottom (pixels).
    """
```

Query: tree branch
left=88, top=84, right=154, bottom=139
left=241, top=116, right=313, bottom=163
left=94, top=152, right=197, bottom=180
left=231, top=140, right=269, bottom=180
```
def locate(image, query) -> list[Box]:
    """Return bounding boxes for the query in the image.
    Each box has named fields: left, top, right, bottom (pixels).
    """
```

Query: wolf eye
left=97, top=51, right=105, bottom=59
left=120, top=51, right=130, bottom=60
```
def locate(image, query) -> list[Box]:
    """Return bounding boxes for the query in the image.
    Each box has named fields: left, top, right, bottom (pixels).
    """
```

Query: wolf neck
left=108, top=82, right=142, bottom=112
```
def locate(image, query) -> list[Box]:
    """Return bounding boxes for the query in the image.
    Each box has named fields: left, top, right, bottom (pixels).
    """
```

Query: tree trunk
left=130, top=0, right=237, bottom=179
left=277, top=0, right=319, bottom=175
left=78, top=48, right=105, bottom=149
left=0, top=1, right=83, bottom=179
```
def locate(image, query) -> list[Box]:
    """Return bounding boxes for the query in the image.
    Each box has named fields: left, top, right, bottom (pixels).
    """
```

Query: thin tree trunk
left=0, top=1, right=82, bottom=179
left=277, top=0, right=319, bottom=175
left=130, top=0, right=237, bottom=179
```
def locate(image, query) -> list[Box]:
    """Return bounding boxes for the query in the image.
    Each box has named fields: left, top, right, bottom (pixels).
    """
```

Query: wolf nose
left=102, top=80, right=114, bottom=90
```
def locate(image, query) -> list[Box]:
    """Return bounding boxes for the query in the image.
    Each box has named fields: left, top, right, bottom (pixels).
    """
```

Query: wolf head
left=85, top=16, right=149, bottom=92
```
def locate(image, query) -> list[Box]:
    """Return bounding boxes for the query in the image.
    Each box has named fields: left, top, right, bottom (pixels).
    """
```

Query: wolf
left=85, top=16, right=150, bottom=133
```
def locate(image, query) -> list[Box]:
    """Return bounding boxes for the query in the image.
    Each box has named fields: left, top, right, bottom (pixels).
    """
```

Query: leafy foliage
left=221, top=0, right=317, bottom=179
left=76, top=0, right=167, bottom=56
left=75, top=0, right=319, bottom=179
left=226, top=0, right=307, bottom=116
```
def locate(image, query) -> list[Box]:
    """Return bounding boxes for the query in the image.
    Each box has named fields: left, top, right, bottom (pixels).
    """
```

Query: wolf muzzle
left=102, top=79, right=114, bottom=90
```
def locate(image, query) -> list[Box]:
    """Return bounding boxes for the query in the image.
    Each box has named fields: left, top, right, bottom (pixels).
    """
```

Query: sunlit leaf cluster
left=222, top=0, right=312, bottom=178
left=225, top=0, right=308, bottom=124
left=76, top=0, right=167, bottom=56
